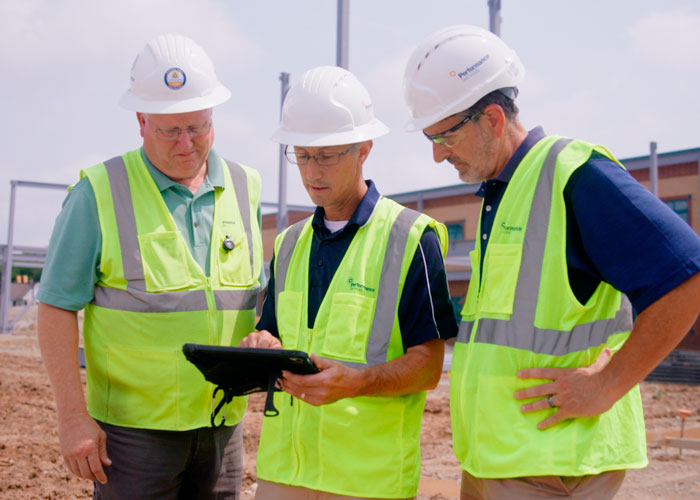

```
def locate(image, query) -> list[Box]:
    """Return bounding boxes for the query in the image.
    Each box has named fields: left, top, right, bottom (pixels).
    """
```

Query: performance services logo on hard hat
left=449, top=54, right=490, bottom=81
left=164, top=68, right=186, bottom=89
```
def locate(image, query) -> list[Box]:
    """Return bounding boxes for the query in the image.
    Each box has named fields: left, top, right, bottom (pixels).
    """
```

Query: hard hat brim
left=118, top=84, right=231, bottom=114
left=271, top=119, right=390, bottom=147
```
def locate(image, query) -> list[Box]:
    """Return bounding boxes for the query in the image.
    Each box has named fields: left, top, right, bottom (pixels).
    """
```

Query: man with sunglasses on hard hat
left=239, top=65, right=458, bottom=500
left=402, top=25, right=700, bottom=500
left=37, top=34, right=264, bottom=500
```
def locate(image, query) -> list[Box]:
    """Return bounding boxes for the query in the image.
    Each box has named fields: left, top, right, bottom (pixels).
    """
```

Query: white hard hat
left=271, top=66, right=389, bottom=147
left=403, top=25, right=525, bottom=132
left=119, top=34, right=231, bottom=114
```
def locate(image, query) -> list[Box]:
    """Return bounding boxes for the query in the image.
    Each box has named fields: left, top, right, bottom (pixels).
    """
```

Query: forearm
left=356, top=339, right=444, bottom=398
left=284, top=339, right=445, bottom=405
left=600, top=271, right=700, bottom=402
left=37, top=302, right=87, bottom=418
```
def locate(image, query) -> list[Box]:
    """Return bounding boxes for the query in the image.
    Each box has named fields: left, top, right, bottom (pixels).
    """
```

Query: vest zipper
left=292, top=326, right=313, bottom=479
left=205, top=276, right=217, bottom=344
left=305, top=328, right=314, bottom=352
left=291, top=389, right=304, bottom=479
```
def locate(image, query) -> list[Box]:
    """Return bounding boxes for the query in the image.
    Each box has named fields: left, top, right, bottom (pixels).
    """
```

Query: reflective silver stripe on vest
left=457, top=321, right=473, bottom=343
left=361, top=208, right=422, bottom=368
left=274, top=207, right=422, bottom=368
left=274, top=218, right=311, bottom=319
left=475, top=297, right=633, bottom=355
left=94, top=286, right=208, bottom=312
left=104, top=156, right=145, bottom=287
left=93, top=287, right=259, bottom=313
left=224, top=159, right=255, bottom=278
left=463, top=138, right=633, bottom=354
left=511, top=138, right=573, bottom=327
left=215, top=288, right=259, bottom=311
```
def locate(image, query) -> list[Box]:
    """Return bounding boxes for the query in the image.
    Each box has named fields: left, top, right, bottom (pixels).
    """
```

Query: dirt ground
left=1, top=309, right=699, bottom=499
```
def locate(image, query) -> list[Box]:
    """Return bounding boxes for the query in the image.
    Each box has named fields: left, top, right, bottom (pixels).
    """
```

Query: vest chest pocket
left=217, top=232, right=254, bottom=286
left=138, top=231, right=193, bottom=291
left=322, top=293, right=373, bottom=363
left=277, top=291, right=302, bottom=350
left=480, top=243, right=522, bottom=315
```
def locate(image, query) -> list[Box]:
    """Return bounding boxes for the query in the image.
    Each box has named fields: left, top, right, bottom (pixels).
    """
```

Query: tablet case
left=182, top=343, right=319, bottom=423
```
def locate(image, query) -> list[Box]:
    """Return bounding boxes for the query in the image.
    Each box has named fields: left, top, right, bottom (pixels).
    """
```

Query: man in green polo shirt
left=37, top=34, right=264, bottom=500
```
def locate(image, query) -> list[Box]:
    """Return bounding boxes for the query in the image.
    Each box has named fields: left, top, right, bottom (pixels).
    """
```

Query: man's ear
left=137, top=113, right=147, bottom=138
left=357, top=140, right=373, bottom=166
left=481, top=104, right=506, bottom=138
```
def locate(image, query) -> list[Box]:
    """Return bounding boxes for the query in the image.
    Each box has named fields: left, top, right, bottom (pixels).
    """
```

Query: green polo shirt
left=38, top=148, right=264, bottom=311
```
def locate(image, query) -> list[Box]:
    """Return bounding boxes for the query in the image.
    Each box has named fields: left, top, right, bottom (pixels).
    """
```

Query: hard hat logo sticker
left=450, top=54, right=490, bottom=80
left=164, top=67, right=186, bottom=89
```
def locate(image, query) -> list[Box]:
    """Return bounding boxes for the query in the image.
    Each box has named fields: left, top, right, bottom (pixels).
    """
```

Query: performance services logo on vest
left=500, top=221, right=523, bottom=232
left=348, top=278, right=376, bottom=293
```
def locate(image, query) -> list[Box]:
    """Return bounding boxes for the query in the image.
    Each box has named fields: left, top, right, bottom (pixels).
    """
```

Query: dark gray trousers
left=93, top=421, right=242, bottom=500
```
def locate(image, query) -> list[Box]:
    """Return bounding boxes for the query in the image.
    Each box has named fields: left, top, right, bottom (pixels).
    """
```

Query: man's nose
left=432, top=142, right=452, bottom=163
left=303, top=160, right=323, bottom=181
left=175, top=129, right=195, bottom=148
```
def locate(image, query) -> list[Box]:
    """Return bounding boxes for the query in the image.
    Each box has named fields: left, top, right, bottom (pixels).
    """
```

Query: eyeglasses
left=284, top=144, right=356, bottom=166
left=423, top=111, right=481, bottom=148
left=149, top=121, right=213, bottom=141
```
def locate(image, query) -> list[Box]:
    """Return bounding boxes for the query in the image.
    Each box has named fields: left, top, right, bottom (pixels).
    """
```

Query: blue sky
left=2, top=0, right=700, bottom=246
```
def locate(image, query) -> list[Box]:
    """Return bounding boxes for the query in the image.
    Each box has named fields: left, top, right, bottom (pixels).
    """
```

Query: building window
left=663, top=196, right=690, bottom=224
left=445, top=221, right=465, bottom=241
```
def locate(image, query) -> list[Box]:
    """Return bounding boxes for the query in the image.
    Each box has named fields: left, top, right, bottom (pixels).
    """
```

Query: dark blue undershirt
left=477, top=127, right=700, bottom=312
left=256, top=181, right=458, bottom=349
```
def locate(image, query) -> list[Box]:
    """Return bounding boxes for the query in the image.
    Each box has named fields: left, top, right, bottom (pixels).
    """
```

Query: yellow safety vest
left=81, top=149, right=263, bottom=430
left=256, top=197, right=447, bottom=498
left=453, top=136, right=647, bottom=477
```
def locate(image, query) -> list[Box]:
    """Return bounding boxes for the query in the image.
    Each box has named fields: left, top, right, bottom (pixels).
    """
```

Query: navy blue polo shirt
left=257, top=181, right=458, bottom=348
left=476, top=127, right=700, bottom=312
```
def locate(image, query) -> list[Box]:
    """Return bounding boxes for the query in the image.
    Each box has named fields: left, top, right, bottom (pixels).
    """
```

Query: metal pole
left=1, top=181, right=18, bottom=332
left=1, top=180, right=69, bottom=333
left=488, top=0, right=502, bottom=36
left=277, top=72, right=291, bottom=234
left=650, top=141, right=659, bottom=197
left=337, top=0, right=349, bottom=68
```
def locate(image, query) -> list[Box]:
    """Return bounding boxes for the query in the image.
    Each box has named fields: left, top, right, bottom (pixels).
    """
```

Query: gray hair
left=464, top=88, right=519, bottom=121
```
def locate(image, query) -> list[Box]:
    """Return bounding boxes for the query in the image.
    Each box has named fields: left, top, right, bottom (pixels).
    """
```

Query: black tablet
left=182, top=343, right=319, bottom=397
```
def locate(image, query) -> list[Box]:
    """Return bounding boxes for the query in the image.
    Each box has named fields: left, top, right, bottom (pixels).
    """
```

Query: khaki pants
left=460, top=469, right=626, bottom=500
left=255, top=479, right=416, bottom=500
